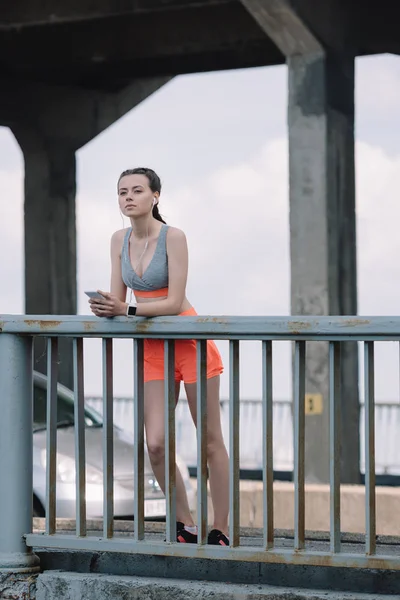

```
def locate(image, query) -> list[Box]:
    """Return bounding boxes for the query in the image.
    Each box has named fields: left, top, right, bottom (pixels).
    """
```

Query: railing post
left=0, top=333, right=40, bottom=573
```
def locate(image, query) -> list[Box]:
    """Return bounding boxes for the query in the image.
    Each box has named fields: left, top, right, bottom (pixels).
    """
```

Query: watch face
left=128, top=305, right=137, bottom=316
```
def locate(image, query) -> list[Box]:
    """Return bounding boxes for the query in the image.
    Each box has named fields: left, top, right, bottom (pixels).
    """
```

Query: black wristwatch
left=126, top=301, right=137, bottom=317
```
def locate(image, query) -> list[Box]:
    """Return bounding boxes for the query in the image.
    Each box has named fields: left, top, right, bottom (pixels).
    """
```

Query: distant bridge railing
left=1, top=314, right=399, bottom=571
left=85, top=397, right=400, bottom=477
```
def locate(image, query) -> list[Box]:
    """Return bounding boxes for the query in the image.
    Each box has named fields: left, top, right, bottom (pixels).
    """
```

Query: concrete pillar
left=13, top=128, right=76, bottom=388
left=0, top=334, right=40, bottom=574
left=239, top=0, right=360, bottom=483
left=288, top=53, right=359, bottom=484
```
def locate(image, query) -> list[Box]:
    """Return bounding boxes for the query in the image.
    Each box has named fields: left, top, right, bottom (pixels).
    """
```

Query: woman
left=89, top=167, right=230, bottom=545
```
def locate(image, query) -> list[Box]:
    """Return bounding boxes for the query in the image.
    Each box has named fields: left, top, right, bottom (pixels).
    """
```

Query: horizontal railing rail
left=1, top=314, right=400, bottom=571
left=3, top=313, right=400, bottom=338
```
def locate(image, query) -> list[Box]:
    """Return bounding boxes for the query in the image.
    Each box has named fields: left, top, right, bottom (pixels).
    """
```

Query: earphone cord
left=129, top=233, right=148, bottom=305
left=128, top=199, right=154, bottom=303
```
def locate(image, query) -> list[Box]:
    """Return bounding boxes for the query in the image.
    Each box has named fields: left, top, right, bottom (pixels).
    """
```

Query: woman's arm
left=88, top=230, right=127, bottom=317
left=110, top=230, right=127, bottom=301
left=136, top=227, right=188, bottom=317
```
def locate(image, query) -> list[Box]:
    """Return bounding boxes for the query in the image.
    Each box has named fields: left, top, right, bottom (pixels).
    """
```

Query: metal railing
left=1, top=314, right=400, bottom=571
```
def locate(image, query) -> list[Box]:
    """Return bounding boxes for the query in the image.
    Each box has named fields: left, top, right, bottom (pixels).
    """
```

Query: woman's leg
left=144, top=379, right=195, bottom=527
left=184, top=375, right=229, bottom=536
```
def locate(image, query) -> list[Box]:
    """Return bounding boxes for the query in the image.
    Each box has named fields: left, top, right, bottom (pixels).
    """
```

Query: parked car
left=32, top=371, right=195, bottom=519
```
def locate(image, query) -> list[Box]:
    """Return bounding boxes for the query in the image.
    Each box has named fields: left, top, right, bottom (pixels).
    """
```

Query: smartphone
left=85, top=291, right=104, bottom=300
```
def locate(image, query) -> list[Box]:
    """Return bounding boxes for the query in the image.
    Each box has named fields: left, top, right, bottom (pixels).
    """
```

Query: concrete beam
left=0, top=4, right=278, bottom=90
left=0, top=0, right=230, bottom=29
left=238, top=0, right=322, bottom=56
left=3, top=76, right=171, bottom=149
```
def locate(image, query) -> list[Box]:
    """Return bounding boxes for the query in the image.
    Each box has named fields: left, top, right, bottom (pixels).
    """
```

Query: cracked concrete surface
left=0, top=573, right=38, bottom=599
left=36, top=572, right=400, bottom=600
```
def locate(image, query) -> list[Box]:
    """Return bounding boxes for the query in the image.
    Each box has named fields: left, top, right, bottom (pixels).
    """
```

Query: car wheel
left=33, top=496, right=45, bottom=518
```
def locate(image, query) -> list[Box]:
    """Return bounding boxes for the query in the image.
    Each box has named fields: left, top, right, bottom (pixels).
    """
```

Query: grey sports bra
left=121, top=224, right=169, bottom=292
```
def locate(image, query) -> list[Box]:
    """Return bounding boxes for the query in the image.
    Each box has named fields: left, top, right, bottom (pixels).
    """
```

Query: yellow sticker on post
left=305, top=393, right=323, bottom=415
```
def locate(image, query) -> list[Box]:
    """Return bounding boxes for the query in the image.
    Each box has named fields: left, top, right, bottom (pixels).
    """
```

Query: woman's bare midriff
left=136, top=296, right=193, bottom=314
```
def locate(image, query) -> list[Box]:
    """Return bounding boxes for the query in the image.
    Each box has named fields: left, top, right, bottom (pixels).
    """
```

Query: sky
left=1, top=54, right=400, bottom=401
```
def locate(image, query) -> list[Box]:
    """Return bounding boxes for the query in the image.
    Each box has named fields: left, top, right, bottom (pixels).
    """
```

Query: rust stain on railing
left=343, top=319, right=370, bottom=327
left=288, top=321, right=312, bottom=335
left=24, top=319, right=62, bottom=329
left=135, top=319, right=156, bottom=333
left=196, top=317, right=228, bottom=324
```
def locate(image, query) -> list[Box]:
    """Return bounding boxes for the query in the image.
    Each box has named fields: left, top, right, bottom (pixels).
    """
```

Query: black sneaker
left=176, top=521, right=198, bottom=543
left=208, top=529, right=229, bottom=546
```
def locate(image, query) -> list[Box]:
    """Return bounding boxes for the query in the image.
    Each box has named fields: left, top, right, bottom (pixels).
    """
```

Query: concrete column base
left=0, top=552, right=40, bottom=572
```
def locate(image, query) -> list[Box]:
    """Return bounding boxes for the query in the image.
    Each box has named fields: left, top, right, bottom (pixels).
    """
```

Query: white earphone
left=153, top=197, right=157, bottom=207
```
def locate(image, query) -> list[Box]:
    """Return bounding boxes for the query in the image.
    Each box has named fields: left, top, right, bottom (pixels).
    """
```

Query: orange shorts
left=143, top=307, right=224, bottom=384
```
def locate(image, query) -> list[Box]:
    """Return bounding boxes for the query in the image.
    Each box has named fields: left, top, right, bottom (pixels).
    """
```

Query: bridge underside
left=1, top=0, right=400, bottom=91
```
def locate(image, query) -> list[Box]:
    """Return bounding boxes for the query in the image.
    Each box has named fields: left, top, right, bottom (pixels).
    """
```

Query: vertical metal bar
left=364, top=341, right=376, bottom=555
left=262, top=341, right=273, bottom=549
left=196, top=340, right=208, bottom=545
left=329, top=341, right=341, bottom=553
left=294, top=340, right=305, bottom=551
left=0, top=334, right=39, bottom=570
left=229, top=340, right=240, bottom=547
left=134, top=339, right=145, bottom=542
left=73, top=337, right=86, bottom=537
left=102, top=338, right=114, bottom=539
left=46, top=337, right=58, bottom=535
left=164, top=340, right=176, bottom=543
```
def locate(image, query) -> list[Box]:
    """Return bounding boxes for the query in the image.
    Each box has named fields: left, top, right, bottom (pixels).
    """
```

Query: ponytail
left=152, top=203, right=167, bottom=224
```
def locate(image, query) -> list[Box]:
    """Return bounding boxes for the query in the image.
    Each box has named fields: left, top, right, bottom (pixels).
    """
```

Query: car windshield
left=33, top=385, right=103, bottom=432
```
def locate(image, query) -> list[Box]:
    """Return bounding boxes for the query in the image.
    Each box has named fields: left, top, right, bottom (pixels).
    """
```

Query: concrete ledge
left=32, top=517, right=400, bottom=547
left=35, top=546, right=400, bottom=596
left=36, top=571, right=400, bottom=600
left=33, top=480, right=400, bottom=538
left=191, top=480, right=400, bottom=536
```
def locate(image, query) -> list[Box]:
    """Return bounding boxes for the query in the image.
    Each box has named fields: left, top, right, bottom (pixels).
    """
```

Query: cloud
left=356, top=55, right=400, bottom=155
left=357, top=54, right=400, bottom=116
left=0, top=167, right=24, bottom=313
left=76, top=190, right=123, bottom=298
left=356, top=142, right=400, bottom=315
left=161, top=137, right=290, bottom=317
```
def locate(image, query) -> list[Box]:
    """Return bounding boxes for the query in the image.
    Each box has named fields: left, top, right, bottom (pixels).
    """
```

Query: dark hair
left=118, top=167, right=166, bottom=224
